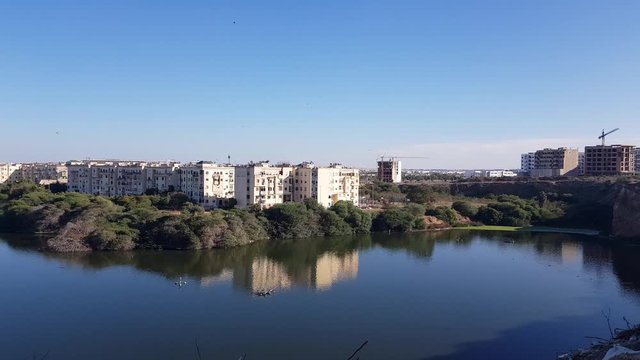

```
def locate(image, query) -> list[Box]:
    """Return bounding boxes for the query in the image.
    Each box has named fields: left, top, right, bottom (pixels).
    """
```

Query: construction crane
left=598, top=128, right=619, bottom=146
left=378, top=155, right=430, bottom=162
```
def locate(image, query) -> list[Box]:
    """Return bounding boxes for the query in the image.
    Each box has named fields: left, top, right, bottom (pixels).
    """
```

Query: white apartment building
left=64, top=159, right=362, bottom=210
left=0, top=163, right=22, bottom=184
left=179, top=161, right=235, bottom=208
left=294, top=162, right=359, bottom=208
left=144, top=162, right=181, bottom=193
left=520, top=153, right=535, bottom=173
left=67, top=160, right=179, bottom=197
left=18, top=163, right=68, bottom=184
left=234, top=161, right=294, bottom=209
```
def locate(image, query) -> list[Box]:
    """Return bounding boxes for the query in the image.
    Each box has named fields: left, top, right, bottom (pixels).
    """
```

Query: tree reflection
left=2, top=230, right=639, bottom=297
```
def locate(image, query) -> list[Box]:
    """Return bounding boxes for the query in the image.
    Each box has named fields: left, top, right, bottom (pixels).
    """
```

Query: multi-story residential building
left=179, top=161, right=235, bottom=208
left=636, top=148, right=640, bottom=175
left=578, top=152, right=585, bottom=175
left=66, top=160, right=93, bottom=193
left=0, top=163, right=22, bottom=184
left=529, top=148, right=579, bottom=177
left=67, top=159, right=362, bottom=210
left=377, top=159, right=402, bottom=183
left=234, top=161, right=294, bottom=208
left=17, top=163, right=68, bottom=184
left=293, top=162, right=359, bottom=208
left=584, top=145, right=636, bottom=176
left=520, top=153, right=535, bottom=174
left=67, top=160, right=181, bottom=197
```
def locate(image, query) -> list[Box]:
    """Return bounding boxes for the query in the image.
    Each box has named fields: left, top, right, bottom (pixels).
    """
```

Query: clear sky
left=1, top=0, right=639, bottom=169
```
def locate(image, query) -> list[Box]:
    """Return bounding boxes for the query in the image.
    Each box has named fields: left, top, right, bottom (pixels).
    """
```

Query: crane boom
left=378, top=155, right=429, bottom=161
left=598, top=128, right=619, bottom=146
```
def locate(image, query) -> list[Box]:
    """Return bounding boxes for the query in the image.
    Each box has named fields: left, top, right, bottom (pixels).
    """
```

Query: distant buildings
left=234, top=161, right=359, bottom=209
left=0, top=162, right=67, bottom=184
left=529, top=148, right=579, bottom=177
left=66, top=160, right=177, bottom=197
left=179, top=161, right=234, bottom=208
left=377, top=159, right=402, bottom=183
left=584, top=145, right=636, bottom=176
left=636, top=148, right=640, bottom=175
left=234, top=161, right=294, bottom=209
left=294, top=162, right=359, bottom=208
left=520, top=153, right=535, bottom=174
left=464, top=170, right=518, bottom=178
left=0, top=163, right=22, bottom=184
left=61, top=159, right=361, bottom=210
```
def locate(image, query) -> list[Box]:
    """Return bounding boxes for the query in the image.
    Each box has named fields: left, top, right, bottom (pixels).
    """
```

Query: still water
left=1, top=231, right=639, bottom=360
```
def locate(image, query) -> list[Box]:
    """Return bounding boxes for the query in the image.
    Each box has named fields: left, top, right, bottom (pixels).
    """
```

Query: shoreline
left=454, top=225, right=601, bottom=236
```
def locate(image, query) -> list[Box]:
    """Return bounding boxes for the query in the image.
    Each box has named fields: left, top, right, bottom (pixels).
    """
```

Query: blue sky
left=1, top=0, right=639, bottom=169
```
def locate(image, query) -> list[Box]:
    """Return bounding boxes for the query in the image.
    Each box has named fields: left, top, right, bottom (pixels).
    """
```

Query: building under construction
left=377, top=159, right=402, bottom=183
left=584, top=145, right=636, bottom=176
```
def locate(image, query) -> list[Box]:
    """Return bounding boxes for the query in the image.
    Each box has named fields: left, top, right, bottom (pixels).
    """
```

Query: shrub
left=452, top=201, right=477, bottom=218
left=426, top=206, right=458, bottom=225
left=475, top=206, right=503, bottom=225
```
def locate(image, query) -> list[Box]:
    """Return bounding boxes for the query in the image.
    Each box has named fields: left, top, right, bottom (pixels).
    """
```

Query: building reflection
left=233, top=257, right=292, bottom=292
left=561, top=242, right=581, bottom=265
left=314, top=252, right=359, bottom=291
left=200, top=269, right=233, bottom=288
left=231, top=251, right=359, bottom=293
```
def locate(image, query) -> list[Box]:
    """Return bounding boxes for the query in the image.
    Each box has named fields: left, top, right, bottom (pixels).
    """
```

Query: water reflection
left=2, top=230, right=639, bottom=297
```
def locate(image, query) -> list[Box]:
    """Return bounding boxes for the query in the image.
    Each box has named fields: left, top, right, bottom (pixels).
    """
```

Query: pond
left=1, top=230, right=639, bottom=359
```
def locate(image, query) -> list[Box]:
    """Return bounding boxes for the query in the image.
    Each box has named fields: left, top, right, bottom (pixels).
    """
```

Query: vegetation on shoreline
left=2, top=178, right=629, bottom=252
left=0, top=182, right=374, bottom=252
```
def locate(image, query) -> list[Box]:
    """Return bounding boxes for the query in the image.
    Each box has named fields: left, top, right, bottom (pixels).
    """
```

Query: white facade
left=520, top=153, right=535, bottom=173
left=18, top=163, right=68, bottom=184
left=67, top=160, right=180, bottom=197
left=144, top=162, right=180, bottom=193
left=179, top=161, right=235, bottom=208
left=294, top=162, right=360, bottom=208
left=57, top=158, right=364, bottom=210
left=464, top=170, right=518, bottom=178
left=0, top=163, right=67, bottom=184
left=0, top=163, right=22, bottom=184
left=234, top=162, right=294, bottom=208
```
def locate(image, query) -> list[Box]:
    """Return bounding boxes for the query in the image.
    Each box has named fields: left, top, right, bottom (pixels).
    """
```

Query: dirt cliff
left=612, top=184, right=640, bottom=240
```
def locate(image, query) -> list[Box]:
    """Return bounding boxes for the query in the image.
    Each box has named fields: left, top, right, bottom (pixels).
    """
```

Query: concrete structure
left=0, top=163, right=67, bottom=184
left=377, top=159, right=402, bottom=183
left=179, top=161, right=235, bottom=208
left=293, top=162, right=360, bottom=208
left=636, top=148, right=640, bottom=175
left=584, top=145, right=636, bottom=176
left=520, top=153, right=535, bottom=174
left=66, top=160, right=182, bottom=197
left=144, top=162, right=181, bottom=193
left=234, top=161, right=294, bottom=208
left=0, top=163, right=22, bottom=184
left=19, top=163, right=68, bottom=184
left=529, top=148, right=579, bottom=177
left=578, top=152, right=585, bottom=175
